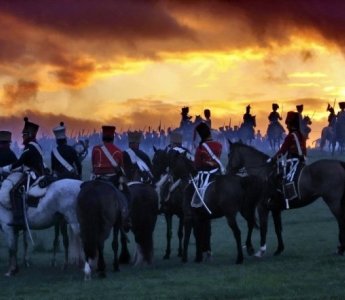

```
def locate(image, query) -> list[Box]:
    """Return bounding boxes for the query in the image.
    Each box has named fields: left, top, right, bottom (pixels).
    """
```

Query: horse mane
left=231, top=142, right=269, bottom=160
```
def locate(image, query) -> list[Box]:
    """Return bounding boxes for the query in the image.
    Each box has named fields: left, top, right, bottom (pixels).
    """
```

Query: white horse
left=0, top=172, right=83, bottom=276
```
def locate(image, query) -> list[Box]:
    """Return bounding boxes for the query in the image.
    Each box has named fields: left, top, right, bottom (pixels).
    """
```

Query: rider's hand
left=266, top=158, right=272, bottom=163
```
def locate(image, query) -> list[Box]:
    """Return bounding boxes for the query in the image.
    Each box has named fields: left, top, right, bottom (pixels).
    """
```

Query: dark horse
left=77, top=180, right=124, bottom=279
left=227, top=141, right=345, bottom=257
left=161, top=148, right=263, bottom=264
left=152, top=147, right=189, bottom=259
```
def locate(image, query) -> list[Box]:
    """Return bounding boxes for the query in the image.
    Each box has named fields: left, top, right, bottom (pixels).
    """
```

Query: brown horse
left=227, top=141, right=345, bottom=257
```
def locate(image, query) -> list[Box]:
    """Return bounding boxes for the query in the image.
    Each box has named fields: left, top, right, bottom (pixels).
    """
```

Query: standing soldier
left=0, top=117, right=45, bottom=227
left=296, top=104, right=308, bottom=138
left=0, top=131, right=17, bottom=181
left=123, top=131, right=153, bottom=184
left=51, top=122, right=82, bottom=179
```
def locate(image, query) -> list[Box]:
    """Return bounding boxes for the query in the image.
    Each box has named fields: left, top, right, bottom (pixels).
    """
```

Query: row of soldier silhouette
left=0, top=102, right=344, bottom=227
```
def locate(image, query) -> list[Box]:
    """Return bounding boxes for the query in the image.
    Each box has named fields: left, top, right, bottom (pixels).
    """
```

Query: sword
left=189, top=175, right=212, bottom=214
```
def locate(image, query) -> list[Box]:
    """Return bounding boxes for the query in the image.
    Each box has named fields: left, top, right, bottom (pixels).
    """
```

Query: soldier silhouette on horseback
left=296, top=104, right=311, bottom=139
left=51, top=122, right=82, bottom=180
left=243, top=105, right=256, bottom=128
left=180, top=106, right=193, bottom=128
left=268, top=103, right=285, bottom=133
left=327, top=103, right=336, bottom=129
left=0, top=118, right=45, bottom=227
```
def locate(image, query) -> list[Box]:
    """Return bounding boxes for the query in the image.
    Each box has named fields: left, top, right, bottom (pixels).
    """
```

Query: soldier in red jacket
left=194, top=122, right=223, bottom=173
left=92, top=126, right=123, bottom=177
left=92, top=126, right=130, bottom=230
left=272, top=111, right=306, bottom=161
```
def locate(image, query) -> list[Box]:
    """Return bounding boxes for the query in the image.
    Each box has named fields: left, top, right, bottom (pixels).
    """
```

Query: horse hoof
left=337, top=246, right=345, bottom=256
left=98, top=271, right=106, bottom=279
left=254, top=250, right=265, bottom=258
left=51, top=260, right=57, bottom=267
left=236, top=259, right=244, bottom=264
left=24, top=261, right=31, bottom=268
left=62, top=263, right=68, bottom=271
left=4, top=267, right=19, bottom=277
left=181, top=257, right=187, bottom=263
left=246, top=247, right=255, bottom=256
left=163, top=254, right=170, bottom=260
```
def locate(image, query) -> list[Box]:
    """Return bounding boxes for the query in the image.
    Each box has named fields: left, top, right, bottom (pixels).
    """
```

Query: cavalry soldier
left=243, top=105, right=256, bottom=128
left=51, top=122, right=82, bottom=179
left=268, top=103, right=285, bottom=132
left=203, top=109, right=212, bottom=129
left=268, top=111, right=307, bottom=209
left=91, top=125, right=130, bottom=230
left=194, top=122, right=224, bottom=174
left=296, top=104, right=309, bottom=138
left=327, top=103, right=336, bottom=129
left=0, top=131, right=17, bottom=182
left=92, top=125, right=123, bottom=179
left=0, top=117, right=45, bottom=227
left=123, top=131, right=153, bottom=184
left=180, top=106, right=193, bottom=128
left=271, top=111, right=307, bottom=162
left=337, top=102, right=345, bottom=122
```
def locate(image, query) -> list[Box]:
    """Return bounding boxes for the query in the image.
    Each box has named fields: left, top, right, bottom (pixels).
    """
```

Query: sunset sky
left=1, top=0, right=345, bottom=145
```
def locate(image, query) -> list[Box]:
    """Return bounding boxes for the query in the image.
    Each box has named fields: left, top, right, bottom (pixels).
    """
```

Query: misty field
left=0, top=151, right=345, bottom=299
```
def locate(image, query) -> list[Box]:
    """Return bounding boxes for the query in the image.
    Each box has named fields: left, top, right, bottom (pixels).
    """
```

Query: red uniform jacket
left=275, top=130, right=306, bottom=159
left=92, top=143, right=123, bottom=175
left=194, top=140, right=222, bottom=171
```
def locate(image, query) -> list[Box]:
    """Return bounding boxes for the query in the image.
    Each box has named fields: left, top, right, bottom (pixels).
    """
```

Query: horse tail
left=77, top=187, right=102, bottom=260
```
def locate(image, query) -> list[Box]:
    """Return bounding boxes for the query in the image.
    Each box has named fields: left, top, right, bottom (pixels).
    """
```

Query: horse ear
left=153, top=146, right=157, bottom=153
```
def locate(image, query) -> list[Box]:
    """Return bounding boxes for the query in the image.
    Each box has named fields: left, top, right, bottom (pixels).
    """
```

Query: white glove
left=266, top=158, right=272, bottom=163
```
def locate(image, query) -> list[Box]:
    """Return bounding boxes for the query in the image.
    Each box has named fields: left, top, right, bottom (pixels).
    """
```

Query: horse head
left=168, top=149, right=195, bottom=180
left=227, top=140, right=269, bottom=176
left=151, top=147, right=169, bottom=181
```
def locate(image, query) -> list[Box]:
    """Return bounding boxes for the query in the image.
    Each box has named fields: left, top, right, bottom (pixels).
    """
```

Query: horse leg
left=51, top=222, right=60, bottom=267
left=272, top=209, right=284, bottom=255
left=97, top=244, right=106, bottom=278
left=182, top=217, right=192, bottom=263
left=193, top=217, right=204, bottom=263
left=112, top=227, right=120, bottom=271
left=255, top=203, right=269, bottom=258
left=163, top=213, right=173, bottom=259
left=202, top=219, right=212, bottom=262
left=22, top=230, right=30, bottom=267
left=243, top=211, right=255, bottom=256
left=60, top=220, right=69, bottom=270
left=118, top=229, right=130, bottom=264
left=177, top=216, right=184, bottom=257
left=3, top=225, right=19, bottom=276
left=225, top=214, right=243, bottom=264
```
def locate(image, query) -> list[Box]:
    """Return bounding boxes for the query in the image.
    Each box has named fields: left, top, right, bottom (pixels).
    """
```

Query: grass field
left=1, top=151, right=345, bottom=299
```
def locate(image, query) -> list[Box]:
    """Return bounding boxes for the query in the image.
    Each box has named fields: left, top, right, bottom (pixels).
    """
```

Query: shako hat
left=22, top=117, right=39, bottom=137
left=102, top=125, right=116, bottom=138
left=339, top=102, right=345, bottom=110
left=195, top=122, right=211, bottom=140
left=272, top=103, right=279, bottom=110
left=128, top=131, right=142, bottom=144
left=285, top=111, right=300, bottom=129
left=53, top=122, right=67, bottom=140
left=296, top=104, right=304, bottom=112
